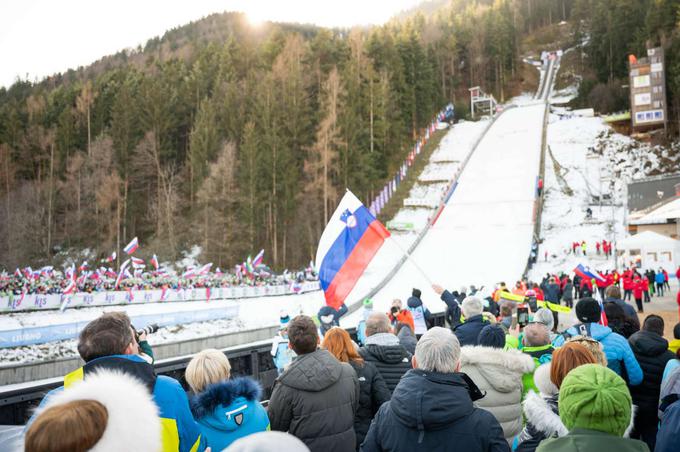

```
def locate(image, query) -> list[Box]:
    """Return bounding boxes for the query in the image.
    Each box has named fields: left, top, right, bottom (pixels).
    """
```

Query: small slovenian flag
left=123, top=237, right=139, bottom=255
left=150, top=254, right=159, bottom=270
left=78, top=261, right=88, bottom=272
left=105, top=251, right=117, bottom=263
left=115, top=259, right=131, bottom=289
left=573, top=264, right=606, bottom=282
left=131, top=257, right=145, bottom=266
left=198, top=263, right=213, bottom=275
left=182, top=268, right=196, bottom=278
left=315, top=190, right=391, bottom=309
left=252, top=249, right=265, bottom=267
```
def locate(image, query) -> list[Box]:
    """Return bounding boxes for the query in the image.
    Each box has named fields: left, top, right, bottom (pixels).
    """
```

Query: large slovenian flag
left=316, top=190, right=391, bottom=309
left=123, top=237, right=139, bottom=255
left=573, top=264, right=606, bottom=282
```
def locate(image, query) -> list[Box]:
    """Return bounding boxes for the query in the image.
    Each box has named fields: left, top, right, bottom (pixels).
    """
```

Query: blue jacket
left=554, top=323, right=643, bottom=385
left=190, top=377, right=270, bottom=451
left=655, top=272, right=665, bottom=284
left=656, top=400, right=680, bottom=452
left=543, top=283, right=560, bottom=303
left=361, top=369, right=508, bottom=451
left=453, top=314, right=488, bottom=346
left=33, top=354, right=203, bottom=452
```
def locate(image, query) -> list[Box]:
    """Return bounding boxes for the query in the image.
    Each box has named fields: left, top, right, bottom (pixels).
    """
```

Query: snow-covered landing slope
left=343, top=104, right=546, bottom=325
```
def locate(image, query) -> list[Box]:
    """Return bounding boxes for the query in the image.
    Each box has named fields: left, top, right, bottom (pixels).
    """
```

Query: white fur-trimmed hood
left=460, top=345, right=536, bottom=391
left=37, top=370, right=161, bottom=452
left=523, top=390, right=568, bottom=437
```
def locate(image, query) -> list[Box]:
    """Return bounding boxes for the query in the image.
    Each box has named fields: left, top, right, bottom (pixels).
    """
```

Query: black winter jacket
left=348, top=360, right=391, bottom=448
left=605, top=297, right=641, bottom=332
left=453, top=314, right=488, bottom=346
left=361, top=369, right=509, bottom=452
left=441, top=290, right=462, bottom=328
left=628, top=331, right=675, bottom=414
left=359, top=343, right=412, bottom=393
left=269, top=349, right=360, bottom=452
left=544, top=283, right=561, bottom=303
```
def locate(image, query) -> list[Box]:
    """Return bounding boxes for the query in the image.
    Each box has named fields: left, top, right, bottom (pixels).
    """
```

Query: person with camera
left=387, top=299, right=414, bottom=333
left=29, top=312, right=203, bottom=452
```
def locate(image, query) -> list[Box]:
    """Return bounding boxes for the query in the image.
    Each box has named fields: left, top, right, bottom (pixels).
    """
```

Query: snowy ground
left=529, top=110, right=680, bottom=280
left=342, top=103, right=547, bottom=326
left=0, top=119, right=490, bottom=363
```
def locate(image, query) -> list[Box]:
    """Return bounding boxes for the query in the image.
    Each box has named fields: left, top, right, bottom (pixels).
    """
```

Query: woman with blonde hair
left=187, top=348, right=270, bottom=451
left=323, top=327, right=390, bottom=449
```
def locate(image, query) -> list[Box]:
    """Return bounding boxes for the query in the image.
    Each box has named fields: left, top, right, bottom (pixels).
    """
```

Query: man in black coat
left=604, top=285, right=641, bottom=333
left=362, top=327, right=509, bottom=452
left=453, top=296, right=488, bottom=346
left=628, top=315, right=675, bottom=451
left=269, top=315, right=360, bottom=452
left=359, top=312, right=412, bottom=393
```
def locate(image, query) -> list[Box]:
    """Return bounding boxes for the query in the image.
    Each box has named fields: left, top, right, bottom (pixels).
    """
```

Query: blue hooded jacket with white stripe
left=190, top=377, right=270, bottom=452
left=553, top=322, right=643, bottom=385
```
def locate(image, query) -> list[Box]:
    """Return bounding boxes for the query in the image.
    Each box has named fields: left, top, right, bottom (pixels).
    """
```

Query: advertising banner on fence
left=0, top=305, right=240, bottom=348
left=0, top=281, right=320, bottom=313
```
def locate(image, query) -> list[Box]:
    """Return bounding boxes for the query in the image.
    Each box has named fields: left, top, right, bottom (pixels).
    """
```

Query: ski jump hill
left=0, top=52, right=559, bottom=386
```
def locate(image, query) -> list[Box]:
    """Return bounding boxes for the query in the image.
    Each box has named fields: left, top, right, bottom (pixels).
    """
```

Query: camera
left=136, top=323, right=159, bottom=340
left=390, top=306, right=399, bottom=315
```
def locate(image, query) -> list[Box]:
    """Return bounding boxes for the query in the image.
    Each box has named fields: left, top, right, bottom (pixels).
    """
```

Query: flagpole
left=388, top=236, right=433, bottom=286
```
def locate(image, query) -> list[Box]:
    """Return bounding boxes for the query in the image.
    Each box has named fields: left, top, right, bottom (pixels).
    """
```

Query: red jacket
left=663, top=270, right=669, bottom=282
left=632, top=278, right=643, bottom=299
left=641, top=278, right=649, bottom=291
left=676, top=268, right=680, bottom=280
left=622, top=277, right=633, bottom=290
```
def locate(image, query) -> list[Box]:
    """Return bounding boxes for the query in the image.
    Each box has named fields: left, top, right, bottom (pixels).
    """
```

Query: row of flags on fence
left=369, top=115, right=441, bottom=217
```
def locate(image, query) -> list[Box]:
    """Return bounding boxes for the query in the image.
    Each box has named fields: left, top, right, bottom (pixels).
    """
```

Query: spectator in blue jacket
left=29, top=312, right=203, bottom=452
left=453, top=296, right=489, bottom=346
left=655, top=269, right=665, bottom=296
left=187, top=349, right=270, bottom=451
left=554, top=298, right=643, bottom=386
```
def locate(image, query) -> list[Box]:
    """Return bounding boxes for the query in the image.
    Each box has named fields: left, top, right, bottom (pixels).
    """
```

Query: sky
left=0, top=0, right=423, bottom=89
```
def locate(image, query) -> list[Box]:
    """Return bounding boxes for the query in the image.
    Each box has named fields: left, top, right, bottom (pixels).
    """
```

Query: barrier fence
left=0, top=281, right=320, bottom=313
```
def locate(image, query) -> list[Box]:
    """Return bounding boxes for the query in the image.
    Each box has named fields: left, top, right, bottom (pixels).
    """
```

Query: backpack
left=561, top=323, right=591, bottom=340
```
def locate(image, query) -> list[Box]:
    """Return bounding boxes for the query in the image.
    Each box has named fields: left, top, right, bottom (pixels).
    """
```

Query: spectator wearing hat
left=536, top=364, right=649, bottom=452
left=406, top=288, right=432, bottom=337
left=395, top=322, right=417, bottom=355
left=359, top=312, right=412, bottom=393
left=318, top=304, right=348, bottom=337
left=453, top=296, right=488, bottom=346
left=357, top=299, right=374, bottom=345
left=272, top=311, right=296, bottom=375
left=627, top=315, right=675, bottom=450
left=187, top=349, right=270, bottom=451
left=554, top=298, right=643, bottom=385
left=459, top=324, right=535, bottom=444
left=362, top=327, right=508, bottom=452
left=25, top=370, right=162, bottom=452
left=515, top=342, right=597, bottom=452
left=656, top=366, right=680, bottom=452
left=565, top=336, right=608, bottom=366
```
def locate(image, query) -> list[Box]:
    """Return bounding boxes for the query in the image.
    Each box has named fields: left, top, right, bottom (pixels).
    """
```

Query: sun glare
left=245, top=10, right=266, bottom=27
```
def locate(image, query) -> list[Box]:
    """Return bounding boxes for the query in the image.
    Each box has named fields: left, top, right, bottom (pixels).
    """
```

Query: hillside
left=0, top=0, right=677, bottom=272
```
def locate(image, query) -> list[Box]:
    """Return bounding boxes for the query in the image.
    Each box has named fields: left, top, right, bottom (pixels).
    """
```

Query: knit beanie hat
left=279, top=310, right=290, bottom=328
left=477, top=324, right=506, bottom=349
left=412, top=288, right=422, bottom=299
left=558, top=364, right=631, bottom=436
left=363, top=298, right=373, bottom=310
left=575, top=297, right=601, bottom=323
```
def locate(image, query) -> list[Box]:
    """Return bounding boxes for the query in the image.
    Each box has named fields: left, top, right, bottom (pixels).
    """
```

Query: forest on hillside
left=0, top=0, right=677, bottom=271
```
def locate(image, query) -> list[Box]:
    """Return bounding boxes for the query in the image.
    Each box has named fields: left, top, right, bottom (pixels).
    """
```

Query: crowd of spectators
left=14, top=269, right=680, bottom=452
left=0, top=264, right=317, bottom=296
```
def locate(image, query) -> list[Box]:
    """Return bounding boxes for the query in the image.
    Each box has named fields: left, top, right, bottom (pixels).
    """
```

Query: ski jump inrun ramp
left=344, top=54, right=559, bottom=319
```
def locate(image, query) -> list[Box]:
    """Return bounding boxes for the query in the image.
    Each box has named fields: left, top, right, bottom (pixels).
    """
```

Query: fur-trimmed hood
left=35, top=370, right=161, bottom=452
left=533, top=363, right=558, bottom=397
left=523, top=391, right=567, bottom=438
left=459, top=345, right=535, bottom=392
left=191, top=377, right=262, bottom=419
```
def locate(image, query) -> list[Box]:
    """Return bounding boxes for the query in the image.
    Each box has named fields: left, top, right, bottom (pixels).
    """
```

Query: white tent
left=616, top=231, right=680, bottom=272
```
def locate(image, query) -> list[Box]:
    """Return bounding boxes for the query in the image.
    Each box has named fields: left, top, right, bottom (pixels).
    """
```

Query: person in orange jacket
left=388, top=299, right=415, bottom=333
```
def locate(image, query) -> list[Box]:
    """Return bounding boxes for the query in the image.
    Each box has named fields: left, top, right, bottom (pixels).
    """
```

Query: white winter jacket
left=459, top=345, right=535, bottom=443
